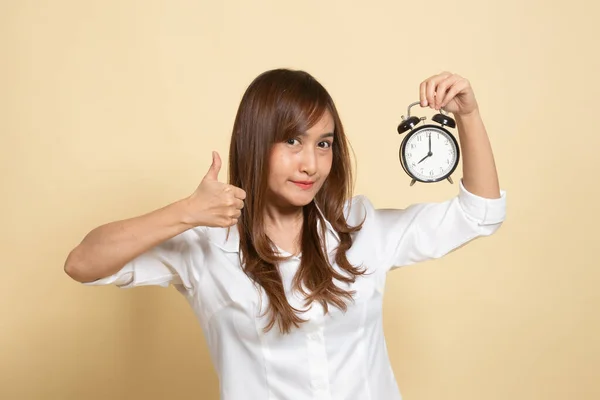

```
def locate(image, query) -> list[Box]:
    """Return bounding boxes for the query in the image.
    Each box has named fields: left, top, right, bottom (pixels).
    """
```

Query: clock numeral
left=411, top=162, right=416, bottom=167
left=429, top=170, right=434, bottom=176
left=407, top=152, right=412, bottom=158
left=411, top=144, right=416, bottom=149
left=446, top=159, right=450, bottom=164
left=417, top=136, right=423, bottom=142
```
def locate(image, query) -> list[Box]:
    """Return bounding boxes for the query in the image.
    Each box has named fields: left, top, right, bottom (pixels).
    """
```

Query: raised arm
left=352, top=73, right=506, bottom=273
left=64, top=151, right=246, bottom=284
left=420, top=71, right=501, bottom=199
left=64, top=200, right=194, bottom=283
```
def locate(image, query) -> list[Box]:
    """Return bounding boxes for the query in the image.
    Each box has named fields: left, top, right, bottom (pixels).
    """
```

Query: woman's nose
left=299, top=149, right=317, bottom=175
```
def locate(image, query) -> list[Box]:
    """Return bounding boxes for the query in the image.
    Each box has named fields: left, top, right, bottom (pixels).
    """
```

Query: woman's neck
left=263, top=203, right=303, bottom=232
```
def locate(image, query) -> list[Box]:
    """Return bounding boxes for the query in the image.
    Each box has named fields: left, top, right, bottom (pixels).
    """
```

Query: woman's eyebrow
left=299, top=132, right=335, bottom=139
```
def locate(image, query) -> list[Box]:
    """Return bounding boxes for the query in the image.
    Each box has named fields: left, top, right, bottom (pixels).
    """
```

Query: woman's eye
left=286, top=138, right=299, bottom=145
left=319, top=141, right=332, bottom=149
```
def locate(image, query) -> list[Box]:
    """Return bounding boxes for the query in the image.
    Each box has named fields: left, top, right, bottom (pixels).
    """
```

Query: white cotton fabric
left=85, top=179, right=507, bottom=400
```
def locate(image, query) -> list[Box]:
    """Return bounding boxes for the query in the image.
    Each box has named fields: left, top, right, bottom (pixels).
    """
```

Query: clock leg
left=447, top=176, right=454, bottom=184
left=410, top=179, right=416, bottom=186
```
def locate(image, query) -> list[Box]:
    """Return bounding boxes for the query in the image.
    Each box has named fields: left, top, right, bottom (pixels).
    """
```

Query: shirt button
left=308, top=332, right=320, bottom=340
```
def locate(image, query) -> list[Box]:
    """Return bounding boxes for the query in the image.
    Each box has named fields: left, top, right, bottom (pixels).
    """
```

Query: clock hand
left=418, top=138, right=434, bottom=164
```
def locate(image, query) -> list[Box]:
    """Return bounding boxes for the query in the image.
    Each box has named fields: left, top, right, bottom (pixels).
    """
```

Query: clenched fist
left=183, top=151, right=246, bottom=228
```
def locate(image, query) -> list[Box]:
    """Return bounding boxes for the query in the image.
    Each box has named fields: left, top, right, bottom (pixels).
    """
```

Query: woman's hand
left=419, top=72, right=479, bottom=116
left=184, top=151, right=246, bottom=228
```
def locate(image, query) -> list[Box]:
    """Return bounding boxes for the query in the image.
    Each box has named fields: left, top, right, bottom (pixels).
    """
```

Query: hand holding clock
left=416, top=71, right=501, bottom=197
left=414, top=72, right=475, bottom=166
left=398, top=71, right=475, bottom=184
left=419, top=72, right=479, bottom=116
left=398, top=71, right=499, bottom=193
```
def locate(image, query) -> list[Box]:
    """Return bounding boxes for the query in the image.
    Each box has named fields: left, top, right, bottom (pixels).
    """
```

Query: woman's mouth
left=291, top=181, right=314, bottom=190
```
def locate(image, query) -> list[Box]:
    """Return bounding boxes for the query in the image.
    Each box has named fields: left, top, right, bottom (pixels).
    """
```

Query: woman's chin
left=266, top=185, right=320, bottom=209
left=278, top=192, right=316, bottom=208
left=287, top=195, right=315, bottom=207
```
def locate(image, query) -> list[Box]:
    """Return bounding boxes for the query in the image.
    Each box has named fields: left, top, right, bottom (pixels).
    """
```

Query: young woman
left=64, top=69, right=506, bottom=400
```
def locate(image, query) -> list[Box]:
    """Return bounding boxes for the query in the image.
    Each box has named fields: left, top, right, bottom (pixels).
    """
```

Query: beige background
left=2, top=0, right=599, bottom=399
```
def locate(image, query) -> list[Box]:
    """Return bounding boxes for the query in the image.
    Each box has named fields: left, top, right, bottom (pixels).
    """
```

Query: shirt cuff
left=458, top=179, right=507, bottom=225
left=81, top=264, right=136, bottom=288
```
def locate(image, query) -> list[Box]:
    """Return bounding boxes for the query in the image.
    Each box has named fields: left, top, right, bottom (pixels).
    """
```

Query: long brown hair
left=228, top=69, right=366, bottom=334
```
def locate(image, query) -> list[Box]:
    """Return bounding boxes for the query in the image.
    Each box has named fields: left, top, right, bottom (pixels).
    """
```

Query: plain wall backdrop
left=1, top=0, right=599, bottom=399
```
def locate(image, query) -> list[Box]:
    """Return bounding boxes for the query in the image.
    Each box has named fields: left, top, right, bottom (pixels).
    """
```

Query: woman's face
left=266, top=110, right=335, bottom=208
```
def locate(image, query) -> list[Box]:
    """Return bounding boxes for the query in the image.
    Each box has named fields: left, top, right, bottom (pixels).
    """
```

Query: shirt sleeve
left=82, top=227, right=204, bottom=291
left=351, top=179, right=507, bottom=272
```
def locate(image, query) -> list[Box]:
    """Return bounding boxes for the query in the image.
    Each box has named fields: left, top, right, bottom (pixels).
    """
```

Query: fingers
left=234, top=198, right=244, bottom=210
left=439, top=78, right=468, bottom=109
left=419, top=81, right=428, bottom=107
left=419, top=71, right=453, bottom=109
left=234, top=186, right=246, bottom=200
left=225, top=208, right=242, bottom=227
left=435, top=74, right=461, bottom=109
left=204, top=151, right=222, bottom=181
left=225, top=187, right=244, bottom=210
left=227, top=217, right=240, bottom=227
left=224, top=184, right=246, bottom=198
left=228, top=192, right=244, bottom=225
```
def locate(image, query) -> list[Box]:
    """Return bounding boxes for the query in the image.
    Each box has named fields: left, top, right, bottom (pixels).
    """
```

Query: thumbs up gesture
left=184, top=151, right=246, bottom=228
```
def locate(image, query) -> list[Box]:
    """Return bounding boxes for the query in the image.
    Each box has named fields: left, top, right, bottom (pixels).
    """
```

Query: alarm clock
left=397, top=101, right=460, bottom=186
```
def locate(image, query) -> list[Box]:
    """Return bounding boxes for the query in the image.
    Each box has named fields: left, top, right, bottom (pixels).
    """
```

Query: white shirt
left=85, top=179, right=507, bottom=400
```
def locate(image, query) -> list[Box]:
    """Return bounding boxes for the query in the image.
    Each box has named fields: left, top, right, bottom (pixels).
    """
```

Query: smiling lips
left=291, top=180, right=314, bottom=189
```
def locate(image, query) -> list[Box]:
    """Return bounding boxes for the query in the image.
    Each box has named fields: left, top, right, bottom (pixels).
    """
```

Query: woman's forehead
left=306, top=110, right=335, bottom=136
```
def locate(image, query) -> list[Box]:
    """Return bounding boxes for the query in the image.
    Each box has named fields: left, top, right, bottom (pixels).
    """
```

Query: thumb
left=203, top=151, right=222, bottom=181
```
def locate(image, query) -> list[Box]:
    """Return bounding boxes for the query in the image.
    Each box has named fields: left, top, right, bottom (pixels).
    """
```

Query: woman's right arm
left=64, top=151, right=245, bottom=284
left=64, top=200, right=195, bottom=283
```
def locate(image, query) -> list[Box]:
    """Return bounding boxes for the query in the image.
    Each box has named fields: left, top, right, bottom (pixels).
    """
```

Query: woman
left=64, top=69, right=506, bottom=400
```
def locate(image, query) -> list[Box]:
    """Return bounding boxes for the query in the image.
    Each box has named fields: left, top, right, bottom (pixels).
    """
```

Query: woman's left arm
left=421, top=72, right=501, bottom=199
left=356, top=72, right=506, bottom=272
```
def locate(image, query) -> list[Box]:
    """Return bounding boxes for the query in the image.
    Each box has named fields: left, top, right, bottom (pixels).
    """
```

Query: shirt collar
left=205, top=201, right=340, bottom=254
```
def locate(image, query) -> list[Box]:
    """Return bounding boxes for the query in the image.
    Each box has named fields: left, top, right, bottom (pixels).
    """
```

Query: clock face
left=402, top=126, right=459, bottom=182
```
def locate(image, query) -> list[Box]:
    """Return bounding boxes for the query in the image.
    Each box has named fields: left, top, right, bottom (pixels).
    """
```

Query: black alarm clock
left=397, top=101, right=460, bottom=186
